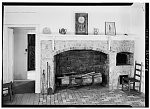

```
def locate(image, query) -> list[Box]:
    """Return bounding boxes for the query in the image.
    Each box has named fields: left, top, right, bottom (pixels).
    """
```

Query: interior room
left=2, top=3, right=147, bottom=107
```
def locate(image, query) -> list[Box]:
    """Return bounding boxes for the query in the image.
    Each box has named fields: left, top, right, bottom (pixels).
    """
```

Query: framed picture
left=75, top=13, right=88, bottom=35
left=105, top=22, right=116, bottom=35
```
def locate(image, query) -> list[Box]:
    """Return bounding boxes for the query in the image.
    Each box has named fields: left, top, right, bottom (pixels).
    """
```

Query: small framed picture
left=105, top=22, right=116, bottom=35
left=75, top=13, right=88, bottom=35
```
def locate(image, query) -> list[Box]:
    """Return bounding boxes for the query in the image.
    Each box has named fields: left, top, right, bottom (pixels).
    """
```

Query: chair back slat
left=134, top=61, right=143, bottom=80
left=135, top=74, right=141, bottom=77
left=135, top=61, right=143, bottom=92
left=136, top=69, right=141, bottom=72
left=134, top=61, right=137, bottom=79
left=136, top=63, right=142, bottom=66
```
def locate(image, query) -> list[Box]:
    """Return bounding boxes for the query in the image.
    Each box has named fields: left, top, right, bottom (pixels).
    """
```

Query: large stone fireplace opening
left=40, top=39, right=134, bottom=93
left=54, top=49, right=109, bottom=90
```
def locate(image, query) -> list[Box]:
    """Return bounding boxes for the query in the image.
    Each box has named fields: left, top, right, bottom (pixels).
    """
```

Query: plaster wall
left=4, top=6, right=131, bottom=35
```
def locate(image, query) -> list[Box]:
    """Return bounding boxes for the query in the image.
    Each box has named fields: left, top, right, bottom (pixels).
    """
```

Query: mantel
left=39, top=34, right=136, bottom=41
left=40, top=35, right=135, bottom=93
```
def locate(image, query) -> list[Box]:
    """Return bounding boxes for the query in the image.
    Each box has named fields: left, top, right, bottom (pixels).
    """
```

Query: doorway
left=3, top=25, right=37, bottom=93
left=13, top=27, right=36, bottom=93
left=13, top=27, right=36, bottom=80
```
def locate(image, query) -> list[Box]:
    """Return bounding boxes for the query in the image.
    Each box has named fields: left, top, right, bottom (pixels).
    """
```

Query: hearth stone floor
left=3, top=84, right=145, bottom=107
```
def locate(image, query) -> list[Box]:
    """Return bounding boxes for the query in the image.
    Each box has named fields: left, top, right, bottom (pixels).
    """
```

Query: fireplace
left=40, top=35, right=134, bottom=93
left=54, top=50, right=109, bottom=89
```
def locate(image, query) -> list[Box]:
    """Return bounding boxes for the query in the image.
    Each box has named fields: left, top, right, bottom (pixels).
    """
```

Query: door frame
left=3, top=24, right=40, bottom=93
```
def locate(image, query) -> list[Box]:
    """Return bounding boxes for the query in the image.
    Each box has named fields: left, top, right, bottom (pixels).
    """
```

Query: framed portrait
left=75, top=13, right=88, bottom=35
left=105, top=22, right=116, bottom=35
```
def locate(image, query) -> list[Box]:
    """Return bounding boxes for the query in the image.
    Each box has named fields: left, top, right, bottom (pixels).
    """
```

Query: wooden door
left=27, top=34, right=35, bottom=71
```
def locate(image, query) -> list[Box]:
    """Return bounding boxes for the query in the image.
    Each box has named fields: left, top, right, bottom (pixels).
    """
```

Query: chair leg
left=122, top=78, right=124, bottom=91
left=11, top=83, right=14, bottom=95
left=122, top=83, right=124, bottom=91
left=128, top=81, right=131, bottom=95
left=9, top=87, right=12, bottom=101
left=139, top=82, right=141, bottom=93
left=133, top=82, right=135, bottom=91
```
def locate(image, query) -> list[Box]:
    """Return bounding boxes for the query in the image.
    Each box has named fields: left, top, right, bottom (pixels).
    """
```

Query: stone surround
left=40, top=35, right=134, bottom=93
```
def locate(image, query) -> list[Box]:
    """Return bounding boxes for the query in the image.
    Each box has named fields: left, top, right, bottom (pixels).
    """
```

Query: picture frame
left=75, top=13, right=88, bottom=35
left=105, top=22, right=116, bottom=35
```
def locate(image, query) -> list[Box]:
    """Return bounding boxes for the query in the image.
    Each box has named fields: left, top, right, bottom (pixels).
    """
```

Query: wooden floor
left=2, top=84, right=145, bottom=107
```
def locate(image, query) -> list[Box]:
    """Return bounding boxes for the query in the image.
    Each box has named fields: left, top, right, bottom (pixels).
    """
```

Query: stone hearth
left=40, top=35, right=134, bottom=93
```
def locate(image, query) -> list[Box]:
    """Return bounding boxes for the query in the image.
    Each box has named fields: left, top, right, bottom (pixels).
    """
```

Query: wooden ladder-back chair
left=122, top=61, right=143, bottom=94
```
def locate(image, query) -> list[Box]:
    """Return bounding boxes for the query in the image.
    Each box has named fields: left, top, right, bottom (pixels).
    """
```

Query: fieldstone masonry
left=54, top=40, right=109, bottom=55
left=41, top=38, right=134, bottom=93
left=111, top=40, right=134, bottom=53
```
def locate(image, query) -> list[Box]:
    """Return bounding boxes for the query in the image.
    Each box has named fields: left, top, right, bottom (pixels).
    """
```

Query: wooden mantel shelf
left=39, top=34, right=136, bottom=41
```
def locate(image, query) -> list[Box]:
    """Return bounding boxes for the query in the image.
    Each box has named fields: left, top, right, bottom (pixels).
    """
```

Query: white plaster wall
left=4, top=6, right=131, bottom=35
left=3, top=26, right=9, bottom=83
left=3, top=27, right=14, bottom=83
left=130, top=3, right=145, bottom=94
left=4, top=6, right=38, bottom=25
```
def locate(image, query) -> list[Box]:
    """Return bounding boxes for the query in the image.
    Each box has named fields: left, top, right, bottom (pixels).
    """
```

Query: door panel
left=14, top=29, right=27, bottom=80
left=28, top=34, right=35, bottom=71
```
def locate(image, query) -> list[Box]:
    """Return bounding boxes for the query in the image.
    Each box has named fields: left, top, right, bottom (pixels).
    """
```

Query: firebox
left=54, top=50, right=108, bottom=89
left=116, top=52, right=133, bottom=66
